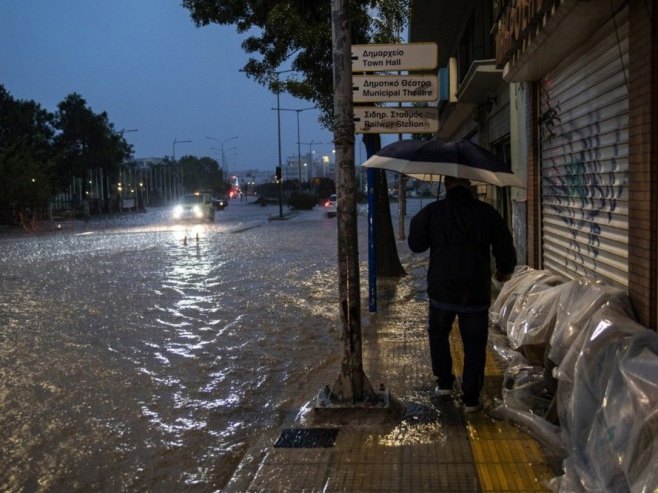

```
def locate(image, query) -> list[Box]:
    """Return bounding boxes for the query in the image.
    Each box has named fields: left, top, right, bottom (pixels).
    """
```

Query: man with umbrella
left=408, top=175, right=516, bottom=412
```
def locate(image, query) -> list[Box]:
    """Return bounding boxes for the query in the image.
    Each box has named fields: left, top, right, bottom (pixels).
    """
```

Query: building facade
left=410, top=0, right=657, bottom=328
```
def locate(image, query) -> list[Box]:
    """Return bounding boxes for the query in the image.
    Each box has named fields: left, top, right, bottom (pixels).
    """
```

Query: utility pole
left=172, top=139, right=191, bottom=198
left=274, top=70, right=293, bottom=219
left=277, top=107, right=316, bottom=191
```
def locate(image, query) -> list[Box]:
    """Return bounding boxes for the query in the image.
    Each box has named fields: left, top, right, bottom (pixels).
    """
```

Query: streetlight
left=276, top=106, right=316, bottom=190
left=172, top=138, right=191, bottom=160
left=223, top=146, right=238, bottom=173
left=273, top=69, right=294, bottom=219
left=206, top=136, right=238, bottom=177
left=173, top=139, right=191, bottom=199
left=299, top=140, right=316, bottom=181
left=115, top=129, right=138, bottom=211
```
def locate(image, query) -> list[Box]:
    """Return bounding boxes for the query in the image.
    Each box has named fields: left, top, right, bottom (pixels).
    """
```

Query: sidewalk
left=223, top=255, right=562, bottom=492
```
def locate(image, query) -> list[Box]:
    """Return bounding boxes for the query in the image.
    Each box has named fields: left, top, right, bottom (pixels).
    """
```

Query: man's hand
left=495, top=271, right=512, bottom=282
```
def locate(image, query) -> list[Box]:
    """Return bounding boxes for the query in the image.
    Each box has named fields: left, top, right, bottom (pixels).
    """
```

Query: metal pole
left=206, top=136, right=237, bottom=180
left=299, top=141, right=316, bottom=181
left=276, top=75, right=284, bottom=218
left=367, top=168, right=377, bottom=312
left=296, top=111, right=302, bottom=190
left=221, top=143, right=226, bottom=177
left=276, top=107, right=315, bottom=191
left=172, top=139, right=191, bottom=197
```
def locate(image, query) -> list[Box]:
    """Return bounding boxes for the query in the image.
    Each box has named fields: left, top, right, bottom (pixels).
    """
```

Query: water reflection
left=0, top=202, right=424, bottom=491
left=2, top=205, right=343, bottom=490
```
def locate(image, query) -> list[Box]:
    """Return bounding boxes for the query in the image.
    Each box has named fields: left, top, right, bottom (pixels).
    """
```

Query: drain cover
left=273, top=428, right=339, bottom=448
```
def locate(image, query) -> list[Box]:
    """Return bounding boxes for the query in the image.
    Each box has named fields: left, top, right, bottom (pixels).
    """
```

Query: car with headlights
left=172, top=192, right=215, bottom=222
left=212, top=195, right=228, bottom=210
left=324, top=194, right=337, bottom=218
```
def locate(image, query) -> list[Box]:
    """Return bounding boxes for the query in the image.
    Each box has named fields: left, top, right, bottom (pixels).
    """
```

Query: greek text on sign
left=353, top=75, right=438, bottom=103
left=353, top=107, right=439, bottom=134
left=351, top=43, right=438, bottom=72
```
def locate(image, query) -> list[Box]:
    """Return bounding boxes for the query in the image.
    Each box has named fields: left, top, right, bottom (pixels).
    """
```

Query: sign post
left=353, top=42, right=438, bottom=314
left=352, top=74, right=439, bottom=103
left=351, top=43, right=438, bottom=72
left=353, top=107, right=439, bottom=134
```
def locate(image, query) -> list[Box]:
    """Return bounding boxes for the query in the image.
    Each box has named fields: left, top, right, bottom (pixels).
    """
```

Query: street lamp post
left=172, top=138, right=191, bottom=161
left=299, top=141, right=315, bottom=182
left=274, top=69, right=294, bottom=219
left=115, top=129, right=138, bottom=212
left=172, top=139, right=191, bottom=199
left=276, top=107, right=316, bottom=191
left=223, top=146, right=238, bottom=177
left=206, top=136, right=238, bottom=178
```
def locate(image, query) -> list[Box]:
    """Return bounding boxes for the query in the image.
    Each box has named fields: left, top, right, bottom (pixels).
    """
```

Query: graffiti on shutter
left=540, top=10, right=629, bottom=288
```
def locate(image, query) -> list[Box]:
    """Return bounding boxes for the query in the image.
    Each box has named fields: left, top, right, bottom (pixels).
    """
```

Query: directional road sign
left=351, top=43, right=438, bottom=72
left=353, top=107, right=439, bottom=134
left=353, top=74, right=438, bottom=103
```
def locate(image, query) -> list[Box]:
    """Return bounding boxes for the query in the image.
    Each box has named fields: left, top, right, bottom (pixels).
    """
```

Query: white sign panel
left=353, top=107, right=439, bottom=134
left=351, top=43, right=438, bottom=72
left=353, top=75, right=439, bottom=103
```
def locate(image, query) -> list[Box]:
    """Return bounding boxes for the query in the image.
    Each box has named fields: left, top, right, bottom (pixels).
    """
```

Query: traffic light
left=276, top=166, right=282, bottom=182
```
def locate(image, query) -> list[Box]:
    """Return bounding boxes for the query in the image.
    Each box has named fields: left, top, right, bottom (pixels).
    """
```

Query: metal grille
left=273, top=428, right=339, bottom=448
left=539, top=9, right=629, bottom=288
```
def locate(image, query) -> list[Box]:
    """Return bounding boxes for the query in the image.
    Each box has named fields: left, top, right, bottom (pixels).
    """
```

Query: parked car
left=324, top=194, right=337, bottom=218
left=172, top=192, right=215, bottom=223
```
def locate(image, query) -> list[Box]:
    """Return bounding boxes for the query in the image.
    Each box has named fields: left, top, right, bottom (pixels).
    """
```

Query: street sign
left=351, top=43, right=438, bottom=72
left=352, top=75, right=438, bottom=103
left=353, top=107, right=439, bottom=134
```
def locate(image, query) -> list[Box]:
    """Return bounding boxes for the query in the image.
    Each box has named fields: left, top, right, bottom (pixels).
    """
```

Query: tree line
left=0, top=85, right=132, bottom=216
left=0, top=85, right=229, bottom=221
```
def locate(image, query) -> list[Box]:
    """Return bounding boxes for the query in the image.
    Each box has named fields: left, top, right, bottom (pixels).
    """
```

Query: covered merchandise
left=506, top=278, right=565, bottom=349
left=490, top=266, right=553, bottom=328
left=551, top=318, right=657, bottom=492
left=489, top=268, right=658, bottom=493
left=547, top=278, right=635, bottom=370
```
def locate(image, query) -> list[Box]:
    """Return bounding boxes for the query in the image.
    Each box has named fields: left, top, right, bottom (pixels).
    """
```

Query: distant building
left=232, top=169, right=275, bottom=193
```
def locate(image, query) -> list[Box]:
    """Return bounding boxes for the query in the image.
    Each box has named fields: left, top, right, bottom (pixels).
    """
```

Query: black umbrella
left=362, top=139, right=523, bottom=187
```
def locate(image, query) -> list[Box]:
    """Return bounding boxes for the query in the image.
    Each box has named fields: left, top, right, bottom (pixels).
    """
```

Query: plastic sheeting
left=490, top=266, right=560, bottom=328
left=506, top=279, right=565, bottom=349
left=489, top=268, right=658, bottom=493
left=548, top=277, right=635, bottom=371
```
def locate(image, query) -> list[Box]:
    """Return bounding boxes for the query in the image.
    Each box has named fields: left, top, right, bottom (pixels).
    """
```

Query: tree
left=179, top=155, right=225, bottom=193
left=0, top=85, right=58, bottom=213
left=182, top=0, right=409, bottom=277
left=53, top=93, right=132, bottom=207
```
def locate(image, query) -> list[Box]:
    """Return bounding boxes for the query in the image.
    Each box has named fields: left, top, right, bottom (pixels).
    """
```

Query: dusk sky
left=0, top=1, right=351, bottom=173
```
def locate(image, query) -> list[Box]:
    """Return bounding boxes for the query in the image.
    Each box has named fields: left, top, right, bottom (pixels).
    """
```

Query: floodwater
left=0, top=198, right=424, bottom=492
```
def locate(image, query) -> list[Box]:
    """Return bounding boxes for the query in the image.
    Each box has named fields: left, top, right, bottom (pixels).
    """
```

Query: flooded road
left=0, top=198, right=424, bottom=492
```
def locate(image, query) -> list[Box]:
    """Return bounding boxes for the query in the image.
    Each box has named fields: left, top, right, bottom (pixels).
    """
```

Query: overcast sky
left=0, top=1, right=346, bottom=173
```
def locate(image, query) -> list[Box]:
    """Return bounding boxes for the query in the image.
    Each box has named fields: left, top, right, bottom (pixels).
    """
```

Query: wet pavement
left=0, top=198, right=561, bottom=492
left=221, top=253, right=562, bottom=492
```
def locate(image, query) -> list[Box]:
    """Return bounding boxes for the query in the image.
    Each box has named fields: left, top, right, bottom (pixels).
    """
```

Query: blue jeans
left=428, top=305, right=489, bottom=405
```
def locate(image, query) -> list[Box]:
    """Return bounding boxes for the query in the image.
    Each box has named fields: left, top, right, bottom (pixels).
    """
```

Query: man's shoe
left=434, top=386, right=453, bottom=396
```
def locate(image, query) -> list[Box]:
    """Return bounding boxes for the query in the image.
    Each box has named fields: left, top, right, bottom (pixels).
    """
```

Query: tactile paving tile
left=238, top=303, right=560, bottom=492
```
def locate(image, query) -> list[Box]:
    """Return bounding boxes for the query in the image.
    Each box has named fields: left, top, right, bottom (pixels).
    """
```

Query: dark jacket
left=408, top=186, right=516, bottom=307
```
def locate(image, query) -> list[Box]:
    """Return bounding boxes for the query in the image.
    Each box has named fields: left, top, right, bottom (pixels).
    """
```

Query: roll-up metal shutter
left=539, top=10, right=629, bottom=288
